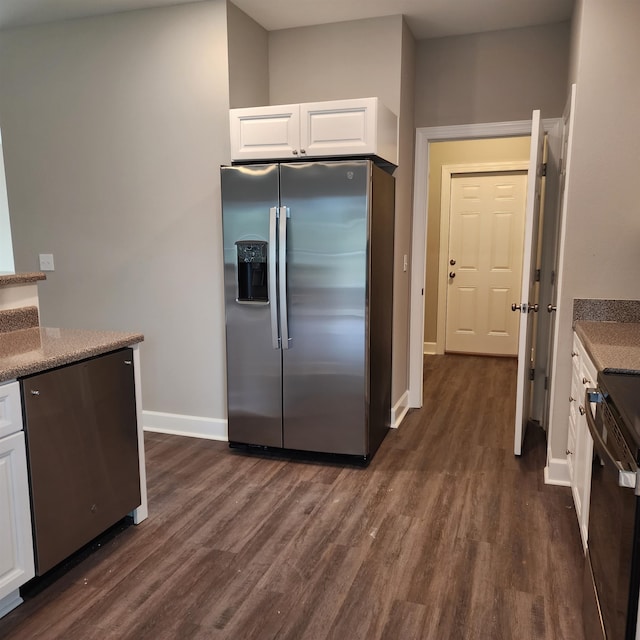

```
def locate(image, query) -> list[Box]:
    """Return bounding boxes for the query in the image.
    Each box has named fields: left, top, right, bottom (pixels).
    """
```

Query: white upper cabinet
left=230, top=98, right=397, bottom=165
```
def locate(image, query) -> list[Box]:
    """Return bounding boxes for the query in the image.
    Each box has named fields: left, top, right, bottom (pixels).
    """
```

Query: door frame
left=408, top=119, right=561, bottom=409
left=437, top=161, right=529, bottom=355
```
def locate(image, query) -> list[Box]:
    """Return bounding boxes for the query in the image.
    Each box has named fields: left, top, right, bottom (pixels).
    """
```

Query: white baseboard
left=0, top=590, right=23, bottom=619
left=143, top=410, right=228, bottom=442
left=423, top=341, right=437, bottom=355
left=144, top=399, right=412, bottom=441
left=544, top=457, right=571, bottom=486
left=391, top=391, right=410, bottom=429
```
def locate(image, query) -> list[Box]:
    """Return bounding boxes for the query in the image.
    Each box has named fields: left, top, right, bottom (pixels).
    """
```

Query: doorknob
left=511, top=303, right=522, bottom=312
left=449, top=272, right=456, bottom=279
left=528, top=303, right=539, bottom=313
left=547, top=304, right=557, bottom=313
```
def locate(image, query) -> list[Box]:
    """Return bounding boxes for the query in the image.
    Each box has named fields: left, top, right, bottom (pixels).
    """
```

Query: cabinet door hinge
left=535, top=269, right=541, bottom=282
left=544, top=375, right=549, bottom=390
left=529, top=367, right=535, bottom=381
left=541, top=162, right=547, bottom=177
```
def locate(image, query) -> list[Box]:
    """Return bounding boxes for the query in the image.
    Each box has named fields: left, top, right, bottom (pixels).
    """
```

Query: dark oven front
left=584, top=374, right=640, bottom=640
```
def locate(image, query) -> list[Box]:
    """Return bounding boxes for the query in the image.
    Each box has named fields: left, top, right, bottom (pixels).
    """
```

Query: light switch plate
left=39, top=253, right=55, bottom=271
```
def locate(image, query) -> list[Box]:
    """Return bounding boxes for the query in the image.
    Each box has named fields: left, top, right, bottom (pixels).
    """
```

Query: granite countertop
left=574, top=321, right=640, bottom=374
left=0, top=327, right=144, bottom=383
left=0, top=272, right=46, bottom=287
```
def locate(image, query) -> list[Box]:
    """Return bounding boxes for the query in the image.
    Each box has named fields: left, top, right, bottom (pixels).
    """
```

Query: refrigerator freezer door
left=280, top=161, right=369, bottom=455
left=221, top=164, right=283, bottom=447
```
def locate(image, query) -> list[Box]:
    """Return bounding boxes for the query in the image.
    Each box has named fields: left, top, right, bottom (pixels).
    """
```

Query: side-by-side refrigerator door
left=280, top=161, right=370, bottom=456
left=221, top=164, right=282, bottom=447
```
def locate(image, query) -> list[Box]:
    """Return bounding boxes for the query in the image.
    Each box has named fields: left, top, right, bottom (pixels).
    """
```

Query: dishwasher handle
left=584, top=388, right=639, bottom=493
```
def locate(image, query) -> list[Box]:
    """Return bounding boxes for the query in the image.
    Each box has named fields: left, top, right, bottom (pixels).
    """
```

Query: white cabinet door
left=0, top=381, right=22, bottom=440
left=229, top=103, right=300, bottom=161
left=569, top=333, right=597, bottom=551
left=301, top=98, right=375, bottom=158
left=0, top=431, right=35, bottom=602
left=513, top=110, right=544, bottom=455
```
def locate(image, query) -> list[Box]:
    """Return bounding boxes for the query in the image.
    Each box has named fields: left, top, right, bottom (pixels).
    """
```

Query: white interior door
left=513, top=110, right=544, bottom=456
left=543, top=85, right=576, bottom=432
left=445, top=172, right=527, bottom=355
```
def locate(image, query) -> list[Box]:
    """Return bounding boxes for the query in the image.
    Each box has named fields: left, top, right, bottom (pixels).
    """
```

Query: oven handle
left=584, top=388, right=640, bottom=493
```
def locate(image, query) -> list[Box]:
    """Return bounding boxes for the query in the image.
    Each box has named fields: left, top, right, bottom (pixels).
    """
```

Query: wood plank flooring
left=0, top=354, right=585, bottom=639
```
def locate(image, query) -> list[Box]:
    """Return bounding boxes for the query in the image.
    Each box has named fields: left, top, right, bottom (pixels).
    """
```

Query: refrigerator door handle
left=268, top=206, right=280, bottom=349
left=278, top=206, right=290, bottom=349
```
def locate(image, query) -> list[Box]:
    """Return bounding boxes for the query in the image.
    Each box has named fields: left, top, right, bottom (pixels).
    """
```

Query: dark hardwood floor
left=0, top=354, right=585, bottom=639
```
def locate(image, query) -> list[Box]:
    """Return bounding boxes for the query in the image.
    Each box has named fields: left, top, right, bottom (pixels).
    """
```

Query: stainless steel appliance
left=584, top=372, right=640, bottom=640
left=221, top=160, right=394, bottom=459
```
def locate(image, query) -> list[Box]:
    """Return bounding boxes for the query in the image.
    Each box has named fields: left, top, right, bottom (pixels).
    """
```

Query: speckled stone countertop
left=574, top=321, right=640, bottom=374
left=0, top=272, right=46, bottom=287
left=0, top=327, right=144, bottom=383
left=574, top=299, right=640, bottom=323
left=0, top=306, right=39, bottom=333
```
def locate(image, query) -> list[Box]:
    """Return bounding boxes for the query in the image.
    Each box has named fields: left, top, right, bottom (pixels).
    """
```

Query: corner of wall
left=227, top=1, right=269, bottom=108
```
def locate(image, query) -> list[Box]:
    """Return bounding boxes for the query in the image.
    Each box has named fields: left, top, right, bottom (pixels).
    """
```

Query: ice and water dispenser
left=236, top=240, right=268, bottom=302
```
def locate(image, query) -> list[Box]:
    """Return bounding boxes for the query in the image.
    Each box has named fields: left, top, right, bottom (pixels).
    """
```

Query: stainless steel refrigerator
left=221, top=160, right=394, bottom=459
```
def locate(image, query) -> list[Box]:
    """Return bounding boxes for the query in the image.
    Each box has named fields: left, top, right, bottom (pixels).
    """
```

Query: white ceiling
left=0, top=0, right=574, bottom=39
left=231, top=0, right=574, bottom=39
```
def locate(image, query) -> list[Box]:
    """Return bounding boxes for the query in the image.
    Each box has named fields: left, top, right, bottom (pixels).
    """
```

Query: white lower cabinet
left=568, top=333, right=597, bottom=551
left=0, top=382, right=34, bottom=618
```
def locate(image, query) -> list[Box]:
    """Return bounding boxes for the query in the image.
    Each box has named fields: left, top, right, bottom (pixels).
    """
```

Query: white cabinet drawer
left=0, top=381, right=22, bottom=439
left=573, top=333, right=597, bottom=385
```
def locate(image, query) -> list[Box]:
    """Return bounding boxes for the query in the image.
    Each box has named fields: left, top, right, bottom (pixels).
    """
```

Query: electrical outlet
left=39, top=253, right=55, bottom=271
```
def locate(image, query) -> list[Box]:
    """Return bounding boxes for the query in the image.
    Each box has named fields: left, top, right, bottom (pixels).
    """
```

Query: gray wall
left=268, top=15, right=415, bottom=406
left=269, top=16, right=402, bottom=115
left=227, top=2, right=269, bottom=108
left=415, top=22, right=571, bottom=127
left=0, top=0, right=231, bottom=420
left=568, top=2, right=584, bottom=85
left=548, top=0, right=640, bottom=462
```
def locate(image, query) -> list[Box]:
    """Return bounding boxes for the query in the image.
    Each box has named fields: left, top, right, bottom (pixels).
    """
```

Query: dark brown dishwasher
left=21, top=348, right=141, bottom=575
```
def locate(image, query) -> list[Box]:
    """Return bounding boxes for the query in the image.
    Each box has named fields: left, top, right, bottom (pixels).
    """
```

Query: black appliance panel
left=584, top=371, right=640, bottom=640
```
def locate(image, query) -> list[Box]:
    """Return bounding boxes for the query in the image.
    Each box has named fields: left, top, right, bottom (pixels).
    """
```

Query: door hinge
left=535, top=269, right=541, bottom=282
left=529, top=367, right=535, bottom=381
left=551, top=269, right=556, bottom=285
left=544, top=376, right=549, bottom=390
left=541, top=162, right=547, bottom=177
